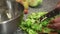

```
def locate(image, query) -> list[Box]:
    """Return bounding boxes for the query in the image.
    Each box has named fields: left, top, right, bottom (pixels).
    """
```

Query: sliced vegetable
left=29, top=0, right=43, bottom=7
left=20, top=12, right=58, bottom=34
left=43, top=28, right=52, bottom=33
left=27, top=29, right=38, bottom=34
left=31, top=24, right=42, bottom=32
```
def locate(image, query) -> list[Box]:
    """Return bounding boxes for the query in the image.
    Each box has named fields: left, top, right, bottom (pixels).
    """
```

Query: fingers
left=47, top=17, right=60, bottom=30
left=47, top=23, right=60, bottom=30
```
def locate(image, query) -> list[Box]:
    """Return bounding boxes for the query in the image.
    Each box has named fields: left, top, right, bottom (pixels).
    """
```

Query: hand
left=47, top=17, right=60, bottom=30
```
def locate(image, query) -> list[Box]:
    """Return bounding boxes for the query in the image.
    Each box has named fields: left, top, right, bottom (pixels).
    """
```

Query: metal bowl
left=0, top=1, right=24, bottom=34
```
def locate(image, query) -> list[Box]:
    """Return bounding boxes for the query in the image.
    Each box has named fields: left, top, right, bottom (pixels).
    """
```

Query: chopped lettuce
left=31, top=24, right=42, bottom=32
left=43, top=28, right=52, bottom=33
left=29, top=0, right=43, bottom=7
left=20, top=12, right=53, bottom=34
left=27, top=29, right=38, bottom=34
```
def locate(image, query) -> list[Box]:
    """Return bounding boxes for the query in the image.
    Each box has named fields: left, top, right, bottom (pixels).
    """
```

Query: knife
left=40, top=3, right=60, bottom=22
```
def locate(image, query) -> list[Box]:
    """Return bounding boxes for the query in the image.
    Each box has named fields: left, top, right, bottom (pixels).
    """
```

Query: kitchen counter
left=14, top=0, right=59, bottom=34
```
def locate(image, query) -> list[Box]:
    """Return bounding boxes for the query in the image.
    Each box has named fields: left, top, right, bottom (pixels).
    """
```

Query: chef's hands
left=47, top=17, right=60, bottom=30
left=47, top=2, right=60, bottom=30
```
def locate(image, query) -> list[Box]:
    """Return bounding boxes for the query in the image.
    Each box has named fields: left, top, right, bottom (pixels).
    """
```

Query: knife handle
left=45, top=7, right=60, bottom=18
left=45, top=2, right=60, bottom=18
left=40, top=2, right=60, bottom=21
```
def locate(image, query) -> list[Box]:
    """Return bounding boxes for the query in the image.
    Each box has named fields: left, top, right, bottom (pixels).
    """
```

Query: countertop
left=14, top=0, right=60, bottom=34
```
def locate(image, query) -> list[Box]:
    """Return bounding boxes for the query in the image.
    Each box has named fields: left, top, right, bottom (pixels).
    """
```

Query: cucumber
left=29, top=0, right=43, bottom=7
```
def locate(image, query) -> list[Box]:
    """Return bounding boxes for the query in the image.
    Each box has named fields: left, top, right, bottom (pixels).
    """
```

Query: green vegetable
left=28, top=12, right=47, bottom=19
left=20, top=25, right=27, bottom=30
left=24, top=19, right=36, bottom=27
left=41, top=20, right=49, bottom=27
left=25, top=19, right=32, bottom=27
left=31, top=24, right=42, bottom=32
left=27, top=13, right=37, bottom=19
left=43, top=28, right=52, bottom=33
left=29, top=0, right=43, bottom=7
left=20, top=12, right=53, bottom=34
left=27, top=29, right=38, bottom=34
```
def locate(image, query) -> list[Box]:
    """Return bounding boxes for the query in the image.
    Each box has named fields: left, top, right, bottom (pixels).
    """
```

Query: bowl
left=0, top=1, right=24, bottom=34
